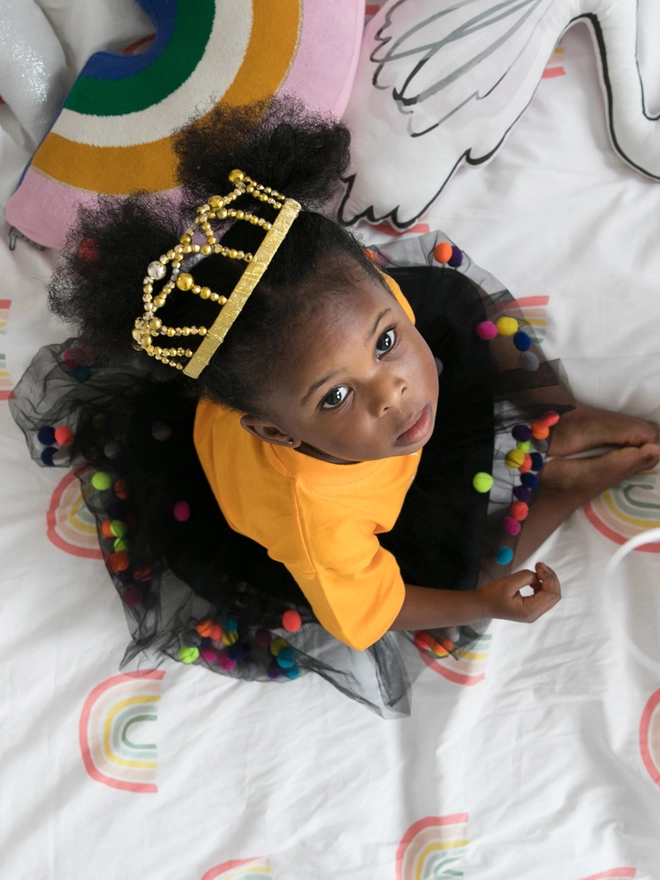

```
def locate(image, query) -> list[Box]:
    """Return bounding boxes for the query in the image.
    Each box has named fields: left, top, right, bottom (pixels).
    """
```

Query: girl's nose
left=372, top=373, right=407, bottom=415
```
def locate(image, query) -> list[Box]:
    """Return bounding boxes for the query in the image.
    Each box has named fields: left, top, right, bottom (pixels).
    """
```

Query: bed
left=2, top=2, right=660, bottom=878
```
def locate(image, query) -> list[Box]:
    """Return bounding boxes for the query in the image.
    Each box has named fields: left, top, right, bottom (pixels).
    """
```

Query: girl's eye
left=321, top=386, right=349, bottom=410
left=376, top=329, right=396, bottom=357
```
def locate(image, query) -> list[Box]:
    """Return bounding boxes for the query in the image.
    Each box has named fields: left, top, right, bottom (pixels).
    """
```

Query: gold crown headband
left=132, top=169, right=301, bottom=379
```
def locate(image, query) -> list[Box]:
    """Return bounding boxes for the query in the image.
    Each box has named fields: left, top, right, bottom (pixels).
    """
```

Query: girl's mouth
left=394, top=404, right=433, bottom=447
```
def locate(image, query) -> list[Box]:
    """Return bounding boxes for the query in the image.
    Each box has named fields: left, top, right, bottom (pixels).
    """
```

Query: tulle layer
left=10, top=233, right=574, bottom=716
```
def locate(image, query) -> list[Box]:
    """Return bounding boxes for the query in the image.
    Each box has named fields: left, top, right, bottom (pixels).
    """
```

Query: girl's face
left=242, top=273, right=439, bottom=463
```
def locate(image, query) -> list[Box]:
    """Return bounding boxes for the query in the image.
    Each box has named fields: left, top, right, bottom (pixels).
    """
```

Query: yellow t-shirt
left=194, top=279, right=419, bottom=650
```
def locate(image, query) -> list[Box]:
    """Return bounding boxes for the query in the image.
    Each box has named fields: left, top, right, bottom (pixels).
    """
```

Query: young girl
left=11, top=99, right=660, bottom=716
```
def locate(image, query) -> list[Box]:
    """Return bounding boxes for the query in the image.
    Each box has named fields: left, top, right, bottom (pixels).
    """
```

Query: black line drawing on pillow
left=341, top=0, right=660, bottom=228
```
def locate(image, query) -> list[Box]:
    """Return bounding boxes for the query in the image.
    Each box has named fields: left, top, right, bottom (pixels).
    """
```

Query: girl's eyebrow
left=365, top=308, right=391, bottom=344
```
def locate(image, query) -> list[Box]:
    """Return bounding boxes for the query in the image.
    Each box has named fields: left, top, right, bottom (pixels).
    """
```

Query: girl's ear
left=239, top=415, right=301, bottom=448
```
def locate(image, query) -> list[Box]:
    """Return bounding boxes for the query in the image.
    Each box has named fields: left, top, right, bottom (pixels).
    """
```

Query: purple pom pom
left=512, top=424, right=532, bottom=442
left=448, top=246, right=463, bottom=267
left=513, top=486, right=532, bottom=503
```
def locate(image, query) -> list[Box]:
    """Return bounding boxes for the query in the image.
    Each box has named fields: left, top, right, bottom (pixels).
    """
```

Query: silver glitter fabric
left=0, top=0, right=68, bottom=146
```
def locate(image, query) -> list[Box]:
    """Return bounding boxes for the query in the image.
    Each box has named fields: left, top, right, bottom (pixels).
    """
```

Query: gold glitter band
left=183, top=198, right=301, bottom=379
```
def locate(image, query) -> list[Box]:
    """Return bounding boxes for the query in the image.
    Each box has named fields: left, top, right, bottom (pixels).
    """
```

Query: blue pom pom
left=513, top=331, right=532, bottom=352
left=495, top=546, right=514, bottom=565
left=513, top=486, right=532, bottom=503
left=73, top=365, right=91, bottom=382
left=285, top=666, right=300, bottom=679
left=276, top=647, right=296, bottom=669
left=227, top=642, right=244, bottom=661
left=37, top=426, right=56, bottom=446
left=226, top=617, right=238, bottom=632
left=448, top=246, right=463, bottom=267
left=40, top=446, right=57, bottom=466
left=530, top=452, right=544, bottom=471
left=520, top=472, right=539, bottom=489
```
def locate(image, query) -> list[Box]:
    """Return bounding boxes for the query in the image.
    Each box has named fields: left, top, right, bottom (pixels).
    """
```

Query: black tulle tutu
left=10, top=232, right=574, bottom=716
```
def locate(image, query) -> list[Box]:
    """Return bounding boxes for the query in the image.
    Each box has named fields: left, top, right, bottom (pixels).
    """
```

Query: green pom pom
left=472, top=472, right=494, bottom=493
left=179, top=646, right=199, bottom=664
left=516, top=440, right=532, bottom=453
left=91, top=471, right=112, bottom=491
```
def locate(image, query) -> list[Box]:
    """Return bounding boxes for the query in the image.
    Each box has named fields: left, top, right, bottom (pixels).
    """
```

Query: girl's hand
left=476, top=563, right=560, bottom=623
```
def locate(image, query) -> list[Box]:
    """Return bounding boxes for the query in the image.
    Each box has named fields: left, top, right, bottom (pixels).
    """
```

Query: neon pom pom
left=200, top=648, right=217, bottom=664
left=208, top=622, right=222, bottom=640
left=113, top=537, right=129, bottom=552
left=173, top=501, right=190, bottom=522
left=100, top=520, right=114, bottom=538
left=114, top=479, right=129, bottom=499
left=282, top=610, right=302, bottom=632
left=218, top=653, right=236, bottom=671
left=513, top=331, right=532, bottom=351
left=40, top=447, right=57, bottom=466
left=179, top=646, right=199, bottom=664
left=539, top=411, right=560, bottom=427
left=433, top=241, right=453, bottom=264
left=54, top=425, right=74, bottom=447
left=91, top=471, right=112, bottom=491
left=270, top=636, right=287, bottom=656
left=516, top=440, right=531, bottom=453
left=110, top=519, right=127, bottom=538
left=503, top=517, right=522, bottom=536
left=512, top=424, right=532, bottom=442
left=448, top=246, right=463, bottom=267
left=531, top=422, right=550, bottom=440
left=285, top=667, right=300, bottom=679
left=37, top=426, right=56, bottom=446
left=108, top=551, right=129, bottom=572
left=510, top=501, right=529, bottom=521
left=529, top=452, right=544, bottom=471
left=413, top=631, right=433, bottom=651
left=276, top=647, right=296, bottom=669
left=519, top=352, right=540, bottom=371
left=134, top=565, right=152, bottom=582
left=495, top=546, right=514, bottom=565
left=196, top=619, right=214, bottom=637
left=472, top=472, right=494, bottom=493
left=505, top=449, right=525, bottom=469
left=496, top=316, right=518, bottom=336
left=476, top=320, right=498, bottom=340
left=122, top=586, right=142, bottom=607
left=519, top=453, right=532, bottom=473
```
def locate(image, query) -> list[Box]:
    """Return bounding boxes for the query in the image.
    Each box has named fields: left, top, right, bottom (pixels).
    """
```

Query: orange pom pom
left=209, top=622, right=223, bottom=641
left=510, top=501, right=529, bottom=521
left=100, top=520, right=114, bottom=538
left=439, top=638, right=454, bottom=652
left=433, top=241, right=453, bottom=264
left=134, top=564, right=152, bottom=581
left=114, top=478, right=129, bottom=499
left=413, top=630, right=433, bottom=651
left=196, top=619, right=214, bottom=637
left=519, top=453, right=532, bottom=473
left=531, top=422, right=550, bottom=439
left=107, top=550, right=129, bottom=572
left=282, top=610, right=302, bottom=632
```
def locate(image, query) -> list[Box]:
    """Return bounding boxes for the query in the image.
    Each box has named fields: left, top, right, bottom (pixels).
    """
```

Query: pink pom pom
left=476, top=321, right=498, bottom=340
left=218, top=653, right=236, bottom=671
left=173, top=501, right=190, bottom=522
left=503, top=516, right=522, bottom=536
left=122, top=586, right=142, bottom=606
left=282, top=610, right=302, bottom=632
left=200, top=648, right=217, bottom=664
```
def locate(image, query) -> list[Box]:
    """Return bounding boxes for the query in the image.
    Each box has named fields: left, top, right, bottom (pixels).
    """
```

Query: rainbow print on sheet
left=0, top=299, right=13, bottom=401
left=420, top=632, right=492, bottom=686
left=47, top=469, right=103, bottom=559
left=640, top=688, right=660, bottom=787
left=79, top=670, right=164, bottom=793
left=576, top=871, right=636, bottom=880
left=396, top=813, right=469, bottom=880
left=542, top=45, right=567, bottom=80
left=201, top=858, right=272, bottom=880
left=584, top=471, right=660, bottom=552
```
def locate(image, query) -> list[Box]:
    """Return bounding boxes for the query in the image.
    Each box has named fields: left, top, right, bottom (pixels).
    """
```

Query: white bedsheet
left=1, top=12, right=660, bottom=880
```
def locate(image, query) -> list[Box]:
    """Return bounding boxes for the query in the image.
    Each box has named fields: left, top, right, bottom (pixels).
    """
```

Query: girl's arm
left=389, top=563, right=560, bottom=630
